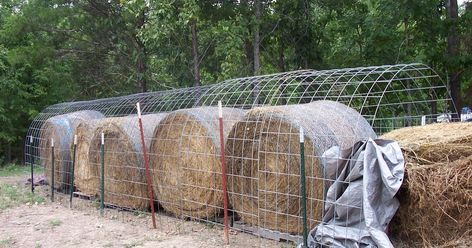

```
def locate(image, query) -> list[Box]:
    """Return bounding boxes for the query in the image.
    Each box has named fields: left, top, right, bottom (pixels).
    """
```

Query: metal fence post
left=100, top=132, right=105, bottom=216
left=136, top=102, right=157, bottom=229
left=299, top=127, right=308, bottom=248
left=51, top=138, right=55, bottom=202
left=218, top=101, right=230, bottom=245
left=70, top=135, right=77, bottom=208
left=30, top=136, right=34, bottom=193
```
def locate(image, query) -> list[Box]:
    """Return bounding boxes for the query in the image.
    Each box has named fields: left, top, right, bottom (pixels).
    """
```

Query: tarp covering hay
left=226, top=100, right=377, bottom=234
left=149, top=107, right=245, bottom=219
left=381, top=123, right=472, bottom=246
left=40, top=110, right=104, bottom=191
left=88, top=114, right=166, bottom=210
left=73, top=119, right=101, bottom=196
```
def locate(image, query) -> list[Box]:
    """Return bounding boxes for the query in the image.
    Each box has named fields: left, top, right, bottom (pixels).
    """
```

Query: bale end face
left=227, top=101, right=376, bottom=234
left=150, top=107, right=244, bottom=219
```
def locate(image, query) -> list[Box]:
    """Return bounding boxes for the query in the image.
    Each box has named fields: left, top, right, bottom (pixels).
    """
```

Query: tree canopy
left=1, top=0, right=471, bottom=164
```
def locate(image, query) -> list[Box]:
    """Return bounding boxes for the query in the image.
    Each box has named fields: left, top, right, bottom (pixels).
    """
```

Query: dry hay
left=149, top=107, right=245, bottom=219
left=73, top=119, right=101, bottom=196
left=88, top=114, right=166, bottom=210
left=39, top=110, right=104, bottom=191
left=226, top=100, right=377, bottom=234
left=381, top=122, right=472, bottom=246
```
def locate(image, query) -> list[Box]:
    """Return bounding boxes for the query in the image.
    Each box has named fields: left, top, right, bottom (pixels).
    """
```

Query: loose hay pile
left=40, top=110, right=104, bottom=191
left=381, top=123, right=472, bottom=246
left=226, top=100, right=377, bottom=234
left=88, top=114, right=166, bottom=210
left=149, top=107, right=244, bottom=219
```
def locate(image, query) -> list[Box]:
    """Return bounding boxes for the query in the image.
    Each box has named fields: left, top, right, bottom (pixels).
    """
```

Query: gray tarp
left=307, top=139, right=404, bottom=248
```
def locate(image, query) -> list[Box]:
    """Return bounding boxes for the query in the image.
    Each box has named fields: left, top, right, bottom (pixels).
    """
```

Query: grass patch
left=0, top=164, right=29, bottom=177
left=0, top=184, right=45, bottom=210
left=0, top=237, right=13, bottom=248
left=49, top=219, right=62, bottom=227
left=0, top=164, right=44, bottom=177
left=123, top=240, right=144, bottom=248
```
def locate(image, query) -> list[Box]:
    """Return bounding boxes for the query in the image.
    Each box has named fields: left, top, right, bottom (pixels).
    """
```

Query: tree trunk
left=136, top=42, right=147, bottom=92
left=252, top=0, right=261, bottom=104
left=253, top=0, right=261, bottom=76
left=404, top=18, right=412, bottom=126
left=446, top=0, right=461, bottom=118
left=278, top=39, right=285, bottom=72
left=6, top=142, right=11, bottom=164
left=241, top=0, right=253, bottom=75
left=191, top=19, right=201, bottom=88
left=135, top=8, right=147, bottom=92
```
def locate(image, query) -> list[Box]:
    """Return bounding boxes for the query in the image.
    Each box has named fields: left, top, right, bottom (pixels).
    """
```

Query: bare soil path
left=0, top=173, right=286, bottom=248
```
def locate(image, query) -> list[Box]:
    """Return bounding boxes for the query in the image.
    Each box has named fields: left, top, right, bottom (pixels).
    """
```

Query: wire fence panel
left=24, top=63, right=454, bottom=246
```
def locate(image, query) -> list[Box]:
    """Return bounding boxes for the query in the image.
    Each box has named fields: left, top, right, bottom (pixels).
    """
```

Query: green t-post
left=30, top=136, right=34, bottom=193
left=100, top=133, right=105, bottom=216
left=299, top=127, right=308, bottom=248
left=70, top=135, right=77, bottom=208
left=51, top=138, right=55, bottom=202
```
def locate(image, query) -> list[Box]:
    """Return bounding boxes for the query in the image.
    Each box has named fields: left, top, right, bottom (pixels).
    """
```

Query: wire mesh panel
left=24, top=63, right=454, bottom=246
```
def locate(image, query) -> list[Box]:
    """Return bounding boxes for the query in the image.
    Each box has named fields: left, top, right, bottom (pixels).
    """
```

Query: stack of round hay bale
left=39, top=100, right=377, bottom=236
left=225, top=100, right=376, bottom=234
left=41, top=111, right=166, bottom=210
left=39, top=110, right=104, bottom=191
left=381, top=122, right=472, bottom=246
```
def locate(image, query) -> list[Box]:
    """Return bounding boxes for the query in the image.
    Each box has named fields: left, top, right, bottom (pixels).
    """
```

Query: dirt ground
left=0, top=174, right=287, bottom=248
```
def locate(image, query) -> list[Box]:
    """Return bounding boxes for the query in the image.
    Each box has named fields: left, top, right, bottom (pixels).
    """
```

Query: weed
left=0, top=164, right=44, bottom=177
left=49, top=219, right=62, bottom=227
left=0, top=184, right=45, bottom=210
left=123, top=240, right=143, bottom=248
left=0, top=164, right=28, bottom=177
left=0, top=237, right=13, bottom=248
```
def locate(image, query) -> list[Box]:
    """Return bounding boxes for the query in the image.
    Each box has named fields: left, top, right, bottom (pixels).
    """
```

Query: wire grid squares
left=24, top=63, right=453, bottom=245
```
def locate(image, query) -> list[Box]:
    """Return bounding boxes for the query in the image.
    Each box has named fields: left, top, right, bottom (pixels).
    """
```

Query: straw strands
left=40, top=110, right=104, bottom=191
left=226, top=100, right=377, bottom=234
left=73, top=119, right=101, bottom=196
left=149, top=107, right=244, bottom=219
left=88, top=114, right=166, bottom=210
left=382, top=123, right=472, bottom=246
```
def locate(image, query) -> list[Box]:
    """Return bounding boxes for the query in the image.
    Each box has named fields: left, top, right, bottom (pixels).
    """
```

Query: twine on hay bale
left=381, top=122, right=472, bottom=246
left=226, top=100, right=376, bottom=234
left=149, top=107, right=245, bottom=219
left=73, top=119, right=101, bottom=196
left=40, top=110, right=104, bottom=191
left=88, top=114, right=166, bottom=210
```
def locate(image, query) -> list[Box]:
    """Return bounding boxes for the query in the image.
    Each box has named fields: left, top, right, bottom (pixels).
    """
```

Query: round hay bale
left=88, top=114, right=166, bottom=210
left=40, top=110, right=104, bottom=191
left=381, top=122, right=472, bottom=245
left=73, top=119, right=101, bottom=196
left=226, top=100, right=376, bottom=234
left=149, top=107, right=245, bottom=219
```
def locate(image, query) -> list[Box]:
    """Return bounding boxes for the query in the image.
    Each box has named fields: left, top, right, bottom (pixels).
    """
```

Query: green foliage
left=0, top=0, right=471, bottom=162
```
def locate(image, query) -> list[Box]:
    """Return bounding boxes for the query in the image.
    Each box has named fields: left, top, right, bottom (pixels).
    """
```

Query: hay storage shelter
left=25, top=64, right=455, bottom=243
